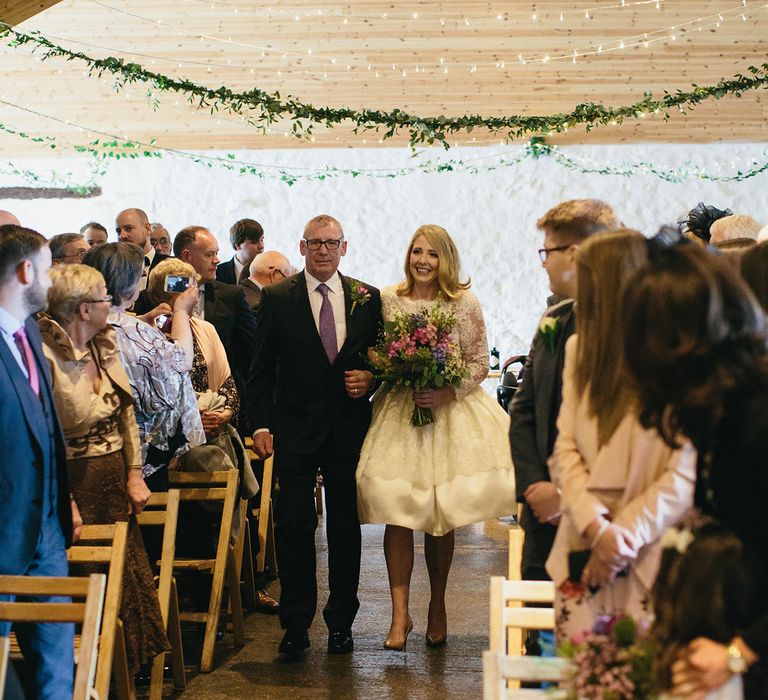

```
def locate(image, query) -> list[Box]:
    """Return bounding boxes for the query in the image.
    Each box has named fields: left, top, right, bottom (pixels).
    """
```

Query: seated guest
left=116, top=208, right=169, bottom=289
left=709, top=214, right=763, bottom=245
left=82, top=242, right=205, bottom=488
left=38, top=263, right=170, bottom=676
left=49, top=232, right=89, bottom=265
left=624, top=242, right=768, bottom=699
left=80, top=222, right=108, bottom=247
left=217, top=218, right=265, bottom=284
left=240, top=250, right=292, bottom=310
left=150, top=224, right=172, bottom=256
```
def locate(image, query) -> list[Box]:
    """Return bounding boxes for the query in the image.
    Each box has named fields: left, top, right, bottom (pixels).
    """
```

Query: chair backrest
left=489, top=576, right=555, bottom=654
left=0, top=573, right=106, bottom=700
left=67, top=521, right=129, bottom=700
left=482, top=650, right=567, bottom=700
left=135, top=489, right=181, bottom=627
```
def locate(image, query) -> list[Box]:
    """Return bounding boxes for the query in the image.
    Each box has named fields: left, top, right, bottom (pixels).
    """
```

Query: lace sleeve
left=454, top=291, right=490, bottom=400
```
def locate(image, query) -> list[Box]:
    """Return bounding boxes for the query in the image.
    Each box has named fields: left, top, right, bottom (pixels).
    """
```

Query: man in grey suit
left=509, top=199, right=618, bottom=655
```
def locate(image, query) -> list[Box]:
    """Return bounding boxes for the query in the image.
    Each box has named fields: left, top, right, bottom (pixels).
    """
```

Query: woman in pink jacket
left=545, top=230, right=696, bottom=641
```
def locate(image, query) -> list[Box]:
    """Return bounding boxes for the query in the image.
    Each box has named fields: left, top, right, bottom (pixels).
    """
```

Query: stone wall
left=2, top=141, right=766, bottom=358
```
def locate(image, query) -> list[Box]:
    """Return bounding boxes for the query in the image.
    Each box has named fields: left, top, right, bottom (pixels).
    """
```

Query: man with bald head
left=115, top=208, right=169, bottom=288
left=240, top=250, right=292, bottom=310
left=0, top=210, right=20, bottom=226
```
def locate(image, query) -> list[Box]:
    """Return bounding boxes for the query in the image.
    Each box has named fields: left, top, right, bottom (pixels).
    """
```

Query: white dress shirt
left=233, top=256, right=245, bottom=282
left=139, top=245, right=157, bottom=291
left=305, top=270, right=346, bottom=352
left=0, top=306, right=29, bottom=379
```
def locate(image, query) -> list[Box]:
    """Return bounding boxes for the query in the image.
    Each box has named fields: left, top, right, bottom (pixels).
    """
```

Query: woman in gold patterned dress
left=39, top=263, right=169, bottom=675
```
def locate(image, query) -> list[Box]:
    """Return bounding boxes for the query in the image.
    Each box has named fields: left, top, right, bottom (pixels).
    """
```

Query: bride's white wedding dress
left=355, top=286, right=516, bottom=536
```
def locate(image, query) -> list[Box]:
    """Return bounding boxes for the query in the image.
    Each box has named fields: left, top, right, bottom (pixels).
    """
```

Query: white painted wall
left=2, top=142, right=766, bottom=358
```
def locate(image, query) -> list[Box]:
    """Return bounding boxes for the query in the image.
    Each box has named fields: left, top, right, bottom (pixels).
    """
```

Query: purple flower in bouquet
left=368, top=299, right=467, bottom=427
left=559, top=615, right=656, bottom=700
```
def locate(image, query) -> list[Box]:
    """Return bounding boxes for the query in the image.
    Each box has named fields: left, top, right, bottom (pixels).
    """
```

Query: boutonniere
left=349, top=279, right=371, bottom=315
left=537, top=316, right=560, bottom=352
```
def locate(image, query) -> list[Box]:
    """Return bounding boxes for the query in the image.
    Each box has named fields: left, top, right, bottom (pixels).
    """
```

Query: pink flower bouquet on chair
left=368, top=299, right=467, bottom=427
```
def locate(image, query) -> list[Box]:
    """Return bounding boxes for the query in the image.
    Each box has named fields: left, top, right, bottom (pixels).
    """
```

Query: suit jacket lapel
left=204, top=282, right=218, bottom=322
left=291, top=272, right=330, bottom=364
left=0, top=328, right=47, bottom=455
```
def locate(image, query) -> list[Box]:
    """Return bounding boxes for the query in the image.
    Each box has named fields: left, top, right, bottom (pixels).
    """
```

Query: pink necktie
left=13, top=326, right=40, bottom=398
left=317, top=283, right=338, bottom=363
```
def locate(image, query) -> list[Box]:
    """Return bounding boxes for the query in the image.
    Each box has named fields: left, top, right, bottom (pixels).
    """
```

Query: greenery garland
left=2, top=116, right=767, bottom=187
left=1, top=21, right=767, bottom=148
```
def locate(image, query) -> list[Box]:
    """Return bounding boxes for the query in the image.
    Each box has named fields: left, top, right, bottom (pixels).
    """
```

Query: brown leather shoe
left=255, top=589, right=279, bottom=614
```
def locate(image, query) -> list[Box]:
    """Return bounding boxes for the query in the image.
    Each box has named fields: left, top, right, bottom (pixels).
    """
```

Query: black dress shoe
left=327, top=630, right=354, bottom=655
left=279, top=628, right=309, bottom=655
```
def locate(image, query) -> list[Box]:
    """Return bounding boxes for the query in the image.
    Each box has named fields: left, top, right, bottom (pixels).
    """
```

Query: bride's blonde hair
left=396, top=224, right=471, bottom=299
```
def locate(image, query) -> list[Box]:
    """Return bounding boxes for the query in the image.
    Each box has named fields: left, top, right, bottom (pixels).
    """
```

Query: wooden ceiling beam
left=0, top=0, right=63, bottom=25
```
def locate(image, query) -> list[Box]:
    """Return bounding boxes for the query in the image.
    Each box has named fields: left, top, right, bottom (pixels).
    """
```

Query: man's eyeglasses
left=269, top=267, right=287, bottom=279
left=58, top=250, right=88, bottom=262
left=537, top=245, right=571, bottom=263
left=84, top=294, right=113, bottom=304
left=303, top=238, right=343, bottom=251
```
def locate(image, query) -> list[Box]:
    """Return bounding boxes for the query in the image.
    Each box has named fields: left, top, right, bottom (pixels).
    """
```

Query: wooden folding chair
left=482, top=650, right=567, bottom=700
left=135, top=489, right=186, bottom=699
left=0, top=573, right=106, bottom=700
left=0, top=634, right=8, bottom=696
left=489, top=575, right=557, bottom=693
left=242, top=442, right=278, bottom=582
left=67, top=521, right=131, bottom=700
left=169, top=469, right=245, bottom=672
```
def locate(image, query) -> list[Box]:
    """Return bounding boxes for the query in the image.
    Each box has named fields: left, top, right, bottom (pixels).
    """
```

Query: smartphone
left=164, top=274, right=192, bottom=293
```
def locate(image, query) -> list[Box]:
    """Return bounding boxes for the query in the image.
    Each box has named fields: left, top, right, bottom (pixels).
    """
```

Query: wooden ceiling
left=0, top=0, right=767, bottom=156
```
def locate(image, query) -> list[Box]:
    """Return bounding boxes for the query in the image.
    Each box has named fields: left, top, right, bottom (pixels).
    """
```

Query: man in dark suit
left=0, top=224, right=81, bottom=698
left=248, top=214, right=381, bottom=657
left=217, top=218, right=265, bottom=285
left=115, top=208, right=169, bottom=289
left=509, top=200, right=618, bottom=656
left=240, top=250, right=292, bottom=311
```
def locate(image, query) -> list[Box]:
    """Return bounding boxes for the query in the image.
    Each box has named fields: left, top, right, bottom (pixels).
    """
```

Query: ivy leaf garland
left=1, top=22, right=768, bottom=148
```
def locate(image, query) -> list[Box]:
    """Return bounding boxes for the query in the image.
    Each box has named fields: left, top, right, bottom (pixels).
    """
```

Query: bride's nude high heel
left=383, top=618, right=414, bottom=651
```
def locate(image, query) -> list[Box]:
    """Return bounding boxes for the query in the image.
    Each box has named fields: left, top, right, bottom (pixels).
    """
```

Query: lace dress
left=355, top=286, right=516, bottom=536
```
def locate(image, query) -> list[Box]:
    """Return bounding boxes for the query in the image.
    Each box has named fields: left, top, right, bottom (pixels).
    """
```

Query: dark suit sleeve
left=230, top=287, right=257, bottom=383
left=509, top=334, right=550, bottom=502
left=244, top=287, right=278, bottom=434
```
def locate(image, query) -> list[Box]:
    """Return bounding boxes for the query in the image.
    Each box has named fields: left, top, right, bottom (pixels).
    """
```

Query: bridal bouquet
left=368, top=300, right=467, bottom=427
left=559, top=615, right=655, bottom=700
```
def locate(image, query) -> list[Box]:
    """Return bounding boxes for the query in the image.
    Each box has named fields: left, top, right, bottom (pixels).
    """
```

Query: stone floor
left=174, top=516, right=511, bottom=700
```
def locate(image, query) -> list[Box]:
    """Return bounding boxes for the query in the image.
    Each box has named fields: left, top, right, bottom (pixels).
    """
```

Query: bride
left=356, top=224, right=516, bottom=650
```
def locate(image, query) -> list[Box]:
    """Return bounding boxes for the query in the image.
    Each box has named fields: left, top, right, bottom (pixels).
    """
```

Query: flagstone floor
left=173, top=515, right=510, bottom=700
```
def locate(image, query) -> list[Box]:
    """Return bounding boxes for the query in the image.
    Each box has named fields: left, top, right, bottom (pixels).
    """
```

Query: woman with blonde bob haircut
left=39, top=264, right=170, bottom=675
left=396, top=224, right=471, bottom=299
left=545, top=229, right=696, bottom=641
left=357, top=224, right=515, bottom=651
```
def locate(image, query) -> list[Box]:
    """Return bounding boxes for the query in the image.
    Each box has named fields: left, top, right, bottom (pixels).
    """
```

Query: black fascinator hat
left=678, top=202, right=733, bottom=245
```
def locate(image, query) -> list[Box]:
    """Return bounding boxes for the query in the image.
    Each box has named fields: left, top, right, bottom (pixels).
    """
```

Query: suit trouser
left=0, top=513, right=74, bottom=700
left=274, top=436, right=361, bottom=632
left=520, top=508, right=557, bottom=658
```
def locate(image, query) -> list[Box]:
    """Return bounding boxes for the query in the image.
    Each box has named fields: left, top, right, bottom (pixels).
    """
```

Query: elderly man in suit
left=115, top=208, right=170, bottom=290
left=509, top=199, right=618, bottom=656
left=0, top=224, right=81, bottom=698
left=240, top=250, right=292, bottom=310
left=217, top=218, right=265, bottom=285
left=248, top=214, right=381, bottom=657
